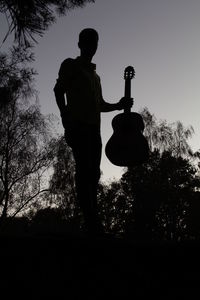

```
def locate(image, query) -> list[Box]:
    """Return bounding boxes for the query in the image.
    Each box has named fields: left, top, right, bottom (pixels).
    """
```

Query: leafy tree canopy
left=0, top=46, right=56, bottom=222
left=0, top=0, right=95, bottom=46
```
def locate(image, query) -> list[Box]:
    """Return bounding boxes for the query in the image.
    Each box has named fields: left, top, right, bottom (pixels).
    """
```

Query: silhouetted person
left=54, top=28, right=133, bottom=235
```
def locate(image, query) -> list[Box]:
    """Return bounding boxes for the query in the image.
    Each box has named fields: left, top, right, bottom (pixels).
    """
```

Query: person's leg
left=65, top=124, right=103, bottom=233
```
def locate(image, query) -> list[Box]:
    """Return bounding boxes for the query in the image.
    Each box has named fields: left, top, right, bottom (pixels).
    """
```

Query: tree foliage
left=0, top=47, right=55, bottom=222
left=141, top=107, right=194, bottom=158
left=121, top=150, right=200, bottom=240
left=0, top=45, right=36, bottom=107
left=0, top=0, right=95, bottom=46
left=114, top=108, right=200, bottom=240
left=48, top=135, right=78, bottom=220
left=95, top=109, right=200, bottom=240
left=97, top=181, right=133, bottom=234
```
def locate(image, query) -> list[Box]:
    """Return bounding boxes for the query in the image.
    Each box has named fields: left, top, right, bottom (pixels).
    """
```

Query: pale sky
left=1, top=0, right=200, bottom=182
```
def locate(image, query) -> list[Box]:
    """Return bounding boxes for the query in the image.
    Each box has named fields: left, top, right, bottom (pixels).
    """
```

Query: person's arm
left=53, top=60, right=69, bottom=117
left=98, top=78, right=133, bottom=112
left=100, top=97, right=133, bottom=112
left=54, top=81, right=66, bottom=114
left=54, top=82, right=65, bottom=109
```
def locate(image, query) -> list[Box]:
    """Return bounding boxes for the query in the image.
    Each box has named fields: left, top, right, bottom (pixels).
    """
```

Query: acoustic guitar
left=105, top=66, right=149, bottom=167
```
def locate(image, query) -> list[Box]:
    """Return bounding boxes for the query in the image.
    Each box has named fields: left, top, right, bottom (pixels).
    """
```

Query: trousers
left=65, top=122, right=102, bottom=230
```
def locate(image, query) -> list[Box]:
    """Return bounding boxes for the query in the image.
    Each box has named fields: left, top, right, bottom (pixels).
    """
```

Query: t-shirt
left=54, top=56, right=104, bottom=127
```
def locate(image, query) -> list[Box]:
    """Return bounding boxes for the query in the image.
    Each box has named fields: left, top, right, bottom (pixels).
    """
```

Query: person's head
left=78, top=28, right=99, bottom=60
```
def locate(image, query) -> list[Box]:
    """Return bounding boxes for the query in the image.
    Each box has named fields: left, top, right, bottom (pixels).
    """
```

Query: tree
left=0, top=45, right=35, bottom=107
left=0, top=47, right=56, bottom=222
left=115, top=108, right=200, bottom=240
left=48, top=135, right=78, bottom=220
left=141, top=107, right=194, bottom=158
left=0, top=0, right=95, bottom=46
left=121, top=150, right=200, bottom=240
left=97, top=181, right=133, bottom=234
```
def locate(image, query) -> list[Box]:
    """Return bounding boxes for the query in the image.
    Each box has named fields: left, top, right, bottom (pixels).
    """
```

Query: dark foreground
left=1, top=233, right=200, bottom=299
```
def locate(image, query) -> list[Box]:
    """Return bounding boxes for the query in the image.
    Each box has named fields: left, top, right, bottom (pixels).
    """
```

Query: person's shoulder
left=59, top=58, right=77, bottom=76
left=61, top=58, right=75, bottom=68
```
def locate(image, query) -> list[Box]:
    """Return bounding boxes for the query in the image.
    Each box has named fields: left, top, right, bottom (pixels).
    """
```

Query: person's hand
left=117, top=97, right=134, bottom=110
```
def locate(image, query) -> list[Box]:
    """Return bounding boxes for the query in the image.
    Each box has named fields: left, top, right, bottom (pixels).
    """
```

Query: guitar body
left=105, top=66, right=149, bottom=167
left=105, top=112, right=149, bottom=166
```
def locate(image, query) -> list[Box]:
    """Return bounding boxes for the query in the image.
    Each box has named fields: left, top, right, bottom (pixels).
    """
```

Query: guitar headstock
left=124, top=66, right=135, bottom=80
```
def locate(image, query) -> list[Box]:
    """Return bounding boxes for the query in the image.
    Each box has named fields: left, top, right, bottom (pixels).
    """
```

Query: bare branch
left=10, top=188, right=50, bottom=218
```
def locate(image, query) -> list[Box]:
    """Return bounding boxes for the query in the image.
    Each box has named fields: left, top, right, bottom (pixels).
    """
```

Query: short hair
left=79, top=28, right=99, bottom=44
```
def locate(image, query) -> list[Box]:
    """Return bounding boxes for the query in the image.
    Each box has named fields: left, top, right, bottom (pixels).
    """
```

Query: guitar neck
left=124, top=78, right=131, bottom=113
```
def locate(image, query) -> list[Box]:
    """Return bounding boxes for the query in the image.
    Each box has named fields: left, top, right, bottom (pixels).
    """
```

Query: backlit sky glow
left=1, top=0, right=200, bottom=182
